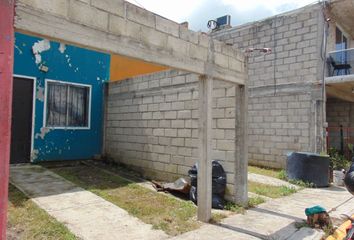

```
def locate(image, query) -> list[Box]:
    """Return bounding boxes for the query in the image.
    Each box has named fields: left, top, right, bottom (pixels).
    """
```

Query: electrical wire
left=273, top=15, right=278, bottom=96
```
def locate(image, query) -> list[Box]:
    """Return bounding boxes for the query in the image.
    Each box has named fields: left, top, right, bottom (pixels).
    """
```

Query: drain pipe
left=321, top=1, right=330, bottom=153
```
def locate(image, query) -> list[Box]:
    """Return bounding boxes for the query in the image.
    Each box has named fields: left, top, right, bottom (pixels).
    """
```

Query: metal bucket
left=333, top=170, right=345, bottom=186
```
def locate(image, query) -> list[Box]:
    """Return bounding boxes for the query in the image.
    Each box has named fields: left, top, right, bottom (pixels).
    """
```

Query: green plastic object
left=305, top=205, right=327, bottom=216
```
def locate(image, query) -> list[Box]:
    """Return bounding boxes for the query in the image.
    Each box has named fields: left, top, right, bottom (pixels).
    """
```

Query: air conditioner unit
left=216, top=15, right=231, bottom=28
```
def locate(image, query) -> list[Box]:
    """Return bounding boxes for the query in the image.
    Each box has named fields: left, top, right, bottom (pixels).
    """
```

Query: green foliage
left=328, top=148, right=350, bottom=170
left=224, top=202, right=245, bottom=213
left=277, top=170, right=287, bottom=180
left=287, top=179, right=315, bottom=188
left=295, top=221, right=310, bottom=229
left=248, top=196, right=265, bottom=207
left=277, top=170, right=315, bottom=188
left=224, top=197, right=265, bottom=213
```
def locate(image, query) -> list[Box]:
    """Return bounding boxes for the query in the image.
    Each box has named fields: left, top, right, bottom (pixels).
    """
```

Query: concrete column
left=234, top=84, right=248, bottom=206
left=197, top=75, right=213, bottom=222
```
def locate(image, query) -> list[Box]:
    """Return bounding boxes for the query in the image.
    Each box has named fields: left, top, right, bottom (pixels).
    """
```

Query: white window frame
left=44, top=79, right=92, bottom=130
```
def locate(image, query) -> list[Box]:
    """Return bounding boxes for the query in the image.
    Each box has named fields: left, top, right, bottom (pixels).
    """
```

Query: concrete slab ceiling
left=326, top=75, right=354, bottom=102
left=330, top=0, right=354, bottom=37
left=14, top=0, right=246, bottom=84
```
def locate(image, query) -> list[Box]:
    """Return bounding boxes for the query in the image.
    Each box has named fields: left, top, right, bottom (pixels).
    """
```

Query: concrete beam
left=14, top=0, right=246, bottom=84
left=327, top=85, right=354, bottom=102
left=325, top=75, right=354, bottom=85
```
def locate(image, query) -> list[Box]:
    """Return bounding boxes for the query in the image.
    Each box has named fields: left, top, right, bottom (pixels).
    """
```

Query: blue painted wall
left=14, top=32, right=110, bottom=161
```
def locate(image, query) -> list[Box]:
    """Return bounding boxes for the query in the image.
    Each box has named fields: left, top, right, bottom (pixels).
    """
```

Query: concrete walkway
left=10, top=165, right=167, bottom=240
left=171, top=187, right=354, bottom=240
left=10, top=164, right=354, bottom=240
left=248, top=172, right=300, bottom=189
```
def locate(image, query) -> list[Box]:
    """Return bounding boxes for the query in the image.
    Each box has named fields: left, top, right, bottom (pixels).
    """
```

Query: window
left=336, top=27, right=348, bottom=51
left=45, top=80, right=91, bottom=128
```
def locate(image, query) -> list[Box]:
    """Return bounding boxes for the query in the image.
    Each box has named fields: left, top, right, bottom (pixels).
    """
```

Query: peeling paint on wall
left=36, top=86, right=44, bottom=101
left=14, top=32, right=110, bottom=162
left=32, top=39, right=50, bottom=64
left=58, top=43, right=66, bottom=53
left=35, top=127, right=51, bottom=139
left=31, top=149, right=39, bottom=161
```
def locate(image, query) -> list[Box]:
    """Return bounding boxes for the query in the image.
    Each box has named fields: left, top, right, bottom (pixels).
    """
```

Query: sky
left=126, top=0, right=318, bottom=31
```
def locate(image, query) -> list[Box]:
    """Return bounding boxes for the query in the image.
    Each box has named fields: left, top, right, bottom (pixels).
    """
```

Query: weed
left=224, top=196, right=265, bottom=213
left=209, top=213, right=228, bottom=224
left=277, top=170, right=315, bottom=188
left=224, top=202, right=246, bottom=213
left=295, top=221, right=310, bottom=229
left=277, top=170, right=287, bottom=180
left=287, top=179, right=315, bottom=188
left=248, top=196, right=265, bottom=207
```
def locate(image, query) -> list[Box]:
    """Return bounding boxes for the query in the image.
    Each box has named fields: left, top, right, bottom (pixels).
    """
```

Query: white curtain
left=46, top=82, right=89, bottom=127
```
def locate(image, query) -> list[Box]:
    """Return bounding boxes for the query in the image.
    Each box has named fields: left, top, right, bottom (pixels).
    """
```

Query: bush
left=328, top=148, right=350, bottom=170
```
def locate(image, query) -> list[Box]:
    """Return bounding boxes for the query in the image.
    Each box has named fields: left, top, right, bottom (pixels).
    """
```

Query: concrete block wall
left=213, top=3, right=325, bottom=168
left=213, top=3, right=323, bottom=88
left=327, top=98, right=354, bottom=128
left=326, top=98, right=354, bottom=151
left=248, top=91, right=317, bottom=168
left=105, top=70, right=238, bottom=196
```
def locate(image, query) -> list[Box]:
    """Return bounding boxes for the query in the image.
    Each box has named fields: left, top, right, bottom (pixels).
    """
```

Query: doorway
left=10, top=76, right=35, bottom=164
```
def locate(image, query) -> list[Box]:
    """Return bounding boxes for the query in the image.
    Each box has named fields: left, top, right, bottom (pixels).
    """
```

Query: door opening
left=10, top=76, right=35, bottom=164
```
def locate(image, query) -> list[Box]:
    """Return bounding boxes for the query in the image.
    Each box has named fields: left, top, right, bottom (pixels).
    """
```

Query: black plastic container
left=286, top=152, right=329, bottom=187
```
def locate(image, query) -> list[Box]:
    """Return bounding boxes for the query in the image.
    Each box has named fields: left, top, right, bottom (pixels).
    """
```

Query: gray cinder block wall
left=327, top=98, right=354, bottom=128
left=105, top=70, right=238, bottom=197
left=327, top=98, right=354, bottom=150
left=212, top=3, right=326, bottom=168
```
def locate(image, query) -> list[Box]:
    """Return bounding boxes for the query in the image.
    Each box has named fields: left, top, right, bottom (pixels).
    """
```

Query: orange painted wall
left=110, top=54, right=168, bottom=81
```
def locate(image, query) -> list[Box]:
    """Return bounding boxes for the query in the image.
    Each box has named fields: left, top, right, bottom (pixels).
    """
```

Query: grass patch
left=7, top=184, right=76, bottom=240
left=249, top=166, right=314, bottom=188
left=248, top=196, right=266, bottom=207
left=248, top=166, right=282, bottom=179
left=278, top=170, right=315, bottom=188
left=248, top=181, right=297, bottom=198
left=209, top=213, right=228, bottom=224
left=48, top=164, right=202, bottom=236
left=224, top=196, right=265, bottom=213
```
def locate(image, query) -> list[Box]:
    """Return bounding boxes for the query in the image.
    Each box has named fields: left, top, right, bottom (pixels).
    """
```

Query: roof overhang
left=329, top=0, right=354, bottom=37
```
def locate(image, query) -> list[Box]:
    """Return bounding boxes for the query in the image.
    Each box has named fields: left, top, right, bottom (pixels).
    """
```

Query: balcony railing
left=327, top=48, right=354, bottom=77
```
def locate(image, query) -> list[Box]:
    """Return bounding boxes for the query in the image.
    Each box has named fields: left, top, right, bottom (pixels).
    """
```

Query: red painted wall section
left=0, top=0, right=15, bottom=238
